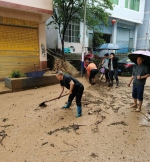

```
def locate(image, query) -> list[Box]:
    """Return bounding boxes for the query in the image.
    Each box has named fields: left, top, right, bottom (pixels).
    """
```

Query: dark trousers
left=105, top=69, right=109, bottom=80
left=89, top=69, right=98, bottom=84
left=132, top=85, right=144, bottom=101
left=68, top=86, right=84, bottom=106
left=109, top=69, right=119, bottom=83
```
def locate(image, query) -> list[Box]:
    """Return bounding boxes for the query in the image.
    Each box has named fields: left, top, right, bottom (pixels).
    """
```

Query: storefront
left=0, top=0, right=53, bottom=79
left=0, top=16, right=40, bottom=77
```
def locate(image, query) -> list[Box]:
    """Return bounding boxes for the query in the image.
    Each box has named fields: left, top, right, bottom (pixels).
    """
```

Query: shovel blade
left=39, top=102, right=47, bottom=107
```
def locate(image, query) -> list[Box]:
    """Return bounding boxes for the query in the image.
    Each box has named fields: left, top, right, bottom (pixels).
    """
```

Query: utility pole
left=81, top=0, right=87, bottom=77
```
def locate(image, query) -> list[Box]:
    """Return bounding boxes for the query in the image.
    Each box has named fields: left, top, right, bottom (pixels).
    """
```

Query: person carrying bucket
left=55, top=71, right=84, bottom=118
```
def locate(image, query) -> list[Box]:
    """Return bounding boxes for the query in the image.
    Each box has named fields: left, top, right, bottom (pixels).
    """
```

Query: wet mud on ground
left=0, top=76, right=150, bottom=162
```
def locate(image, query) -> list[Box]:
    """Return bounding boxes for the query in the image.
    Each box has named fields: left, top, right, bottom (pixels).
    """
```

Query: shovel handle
left=45, top=93, right=68, bottom=103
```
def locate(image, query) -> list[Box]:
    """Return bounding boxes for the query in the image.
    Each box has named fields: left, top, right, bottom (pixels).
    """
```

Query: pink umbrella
left=128, top=50, right=150, bottom=68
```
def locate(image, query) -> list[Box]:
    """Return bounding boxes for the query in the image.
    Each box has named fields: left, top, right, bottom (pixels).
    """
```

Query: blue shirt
left=102, top=58, right=109, bottom=69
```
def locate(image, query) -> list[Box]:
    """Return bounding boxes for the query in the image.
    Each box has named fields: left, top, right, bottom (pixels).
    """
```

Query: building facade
left=46, top=18, right=89, bottom=54
left=0, top=0, right=53, bottom=79
left=46, top=0, right=145, bottom=54
left=95, top=0, right=145, bottom=53
left=137, top=0, right=150, bottom=50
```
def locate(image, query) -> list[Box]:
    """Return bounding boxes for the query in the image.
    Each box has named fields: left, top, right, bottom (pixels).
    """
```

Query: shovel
left=39, top=93, right=68, bottom=107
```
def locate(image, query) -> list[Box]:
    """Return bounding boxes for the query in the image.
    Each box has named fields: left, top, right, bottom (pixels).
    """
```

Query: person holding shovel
left=127, top=56, right=149, bottom=112
left=56, top=71, right=84, bottom=118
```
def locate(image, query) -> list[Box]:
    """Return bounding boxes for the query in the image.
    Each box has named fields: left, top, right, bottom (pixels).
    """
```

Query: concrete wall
left=0, top=6, right=41, bottom=22
left=0, top=0, right=53, bottom=22
left=4, top=75, right=59, bottom=91
left=0, top=0, right=52, bottom=12
left=46, top=17, right=58, bottom=49
left=39, top=23, right=47, bottom=68
left=108, top=0, right=145, bottom=24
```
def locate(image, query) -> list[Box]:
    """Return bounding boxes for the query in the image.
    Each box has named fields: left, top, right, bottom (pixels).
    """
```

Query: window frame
left=125, top=0, right=140, bottom=12
left=110, top=0, right=119, bottom=5
left=64, top=21, right=80, bottom=43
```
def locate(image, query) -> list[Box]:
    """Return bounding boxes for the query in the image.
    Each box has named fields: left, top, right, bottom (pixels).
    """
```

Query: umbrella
left=97, top=43, right=120, bottom=50
left=96, top=43, right=120, bottom=57
left=128, top=50, right=150, bottom=68
left=97, top=49, right=114, bottom=57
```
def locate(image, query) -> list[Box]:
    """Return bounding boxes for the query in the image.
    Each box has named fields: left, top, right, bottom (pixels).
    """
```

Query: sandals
left=134, top=108, right=141, bottom=112
left=130, top=105, right=137, bottom=108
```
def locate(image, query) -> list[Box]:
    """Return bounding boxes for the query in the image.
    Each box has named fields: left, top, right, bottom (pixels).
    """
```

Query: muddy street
left=0, top=76, right=150, bottom=162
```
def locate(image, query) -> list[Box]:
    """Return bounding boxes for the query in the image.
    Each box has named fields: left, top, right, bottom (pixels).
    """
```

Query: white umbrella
left=97, top=43, right=120, bottom=50
left=97, top=49, right=114, bottom=57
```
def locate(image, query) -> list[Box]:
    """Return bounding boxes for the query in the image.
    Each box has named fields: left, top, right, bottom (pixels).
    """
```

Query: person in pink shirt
left=85, top=58, right=98, bottom=85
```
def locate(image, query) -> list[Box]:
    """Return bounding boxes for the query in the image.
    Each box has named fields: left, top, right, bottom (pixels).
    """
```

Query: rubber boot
left=116, top=80, right=119, bottom=88
left=108, top=80, right=113, bottom=87
left=76, top=106, right=82, bottom=118
left=89, top=79, right=92, bottom=85
left=62, top=102, right=71, bottom=109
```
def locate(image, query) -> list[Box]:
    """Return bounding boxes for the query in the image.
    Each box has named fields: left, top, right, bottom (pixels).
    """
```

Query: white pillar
left=39, top=22, right=47, bottom=69
left=133, top=24, right=138, bottom=51
left=39, top=23, right=47, bottom=60
left=112, top=21, right=117, bottom=44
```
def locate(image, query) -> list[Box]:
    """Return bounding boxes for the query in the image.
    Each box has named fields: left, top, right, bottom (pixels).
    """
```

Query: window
left=110, top=0, right=119, bottom=5
left=64, top=21, right=80, bottom=43
left=125, top=0, right=140, bottom=11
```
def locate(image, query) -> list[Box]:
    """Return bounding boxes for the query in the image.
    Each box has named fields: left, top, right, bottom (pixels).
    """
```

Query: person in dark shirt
left=108, top=53, right=119, bottom=87
left=56, top=71, right=84, bottom=117
left=127, top=56, right=150, bottom=112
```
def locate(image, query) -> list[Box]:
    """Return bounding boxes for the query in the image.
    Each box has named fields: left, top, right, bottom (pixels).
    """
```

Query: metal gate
left=0, top=21, right=39, bottom=78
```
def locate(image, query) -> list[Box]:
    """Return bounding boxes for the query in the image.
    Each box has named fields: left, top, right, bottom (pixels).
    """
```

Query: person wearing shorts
left=127, top=56, right=149, bottom=112
left=85, top=58, right=98, bottom=85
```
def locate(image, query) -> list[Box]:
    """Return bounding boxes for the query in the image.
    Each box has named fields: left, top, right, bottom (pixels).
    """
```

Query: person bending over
left=85, top=58, right=98, bottom=85
left=56, top=71, right=84, bottom=117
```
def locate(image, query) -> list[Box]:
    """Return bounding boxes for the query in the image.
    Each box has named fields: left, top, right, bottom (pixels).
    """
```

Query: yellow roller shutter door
left=0, top=25, right=39, bottom=78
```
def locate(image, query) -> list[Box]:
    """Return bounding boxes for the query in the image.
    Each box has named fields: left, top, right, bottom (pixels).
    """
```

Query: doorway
left=93, top=33, right=111, bottom=48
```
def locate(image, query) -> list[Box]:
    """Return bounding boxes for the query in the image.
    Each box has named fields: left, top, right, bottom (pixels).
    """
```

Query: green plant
left=10, top=70, right=22, bottom=78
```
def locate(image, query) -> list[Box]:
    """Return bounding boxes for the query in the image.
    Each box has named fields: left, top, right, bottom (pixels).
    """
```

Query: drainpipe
left=133, top=24, right=138, bottom=51
left=81, top=0, right=87, bottom=77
